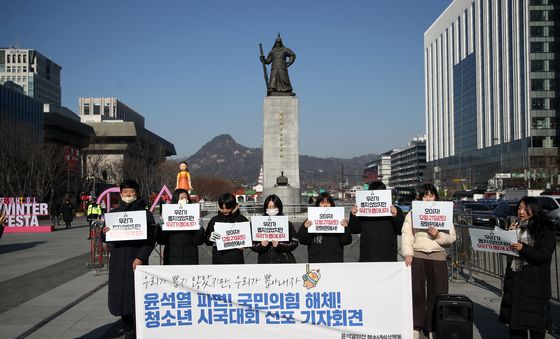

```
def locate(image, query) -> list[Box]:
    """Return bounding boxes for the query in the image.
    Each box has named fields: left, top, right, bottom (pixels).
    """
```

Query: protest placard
left=411, top=201, right=453, bottom=230
left=162, top=203, right=200, bottom=231
left=468, top=228, right=519, bottom=256
left=135, top=262, right=412, bottom=338
left=307, top=207, right=345, bottom=233
left=105, top=210, right=147, bottom=241
left=355, top=190, right=392, bottom=217
left=214, top=222, right=252, bottom=250
left=251, top=216, right=289, bottom=241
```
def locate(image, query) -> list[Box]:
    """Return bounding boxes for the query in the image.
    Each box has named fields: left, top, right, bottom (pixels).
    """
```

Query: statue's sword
left=259, top=43, right=270, bottom=92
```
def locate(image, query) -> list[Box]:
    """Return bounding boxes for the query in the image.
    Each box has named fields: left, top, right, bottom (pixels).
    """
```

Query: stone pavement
left=0, top=216, right=558, bottom=338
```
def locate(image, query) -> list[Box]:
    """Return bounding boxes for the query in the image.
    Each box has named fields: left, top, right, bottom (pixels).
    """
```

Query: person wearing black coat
left=204, top=193, right=248, bottom=264
left=298, top=192, right=352, bottom=263
left=348, top=181, right=404, bottom=262
left=251, top=195, right=299, bottom=264
left=499, top=196, right=556, bottom=339
left=61, top=198, right=74, bottom=229
left=156, top=189, right=205, bottom=265
left=102, top=180, right=156, bottom=338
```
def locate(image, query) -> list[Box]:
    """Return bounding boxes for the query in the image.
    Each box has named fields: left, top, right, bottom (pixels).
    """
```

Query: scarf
left=511, top=219, right=534, bottom=272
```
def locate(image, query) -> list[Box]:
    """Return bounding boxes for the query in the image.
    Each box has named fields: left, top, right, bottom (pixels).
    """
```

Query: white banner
left=250, top=216, right=289, bottom=241
left=214, top=222, right=252, bottom=250
left=468, top=228, right=519, bottom=256
left=135, top=263, right=412, bottom=339
left=411, top=201, right=454, bottom=230
left=104, top=210, right=147, bottom=241
left=162, top=203, right=200, bottom=231
left=307, top=207, right=345, bottom=233
left=355, top=190, right=392, bottom=217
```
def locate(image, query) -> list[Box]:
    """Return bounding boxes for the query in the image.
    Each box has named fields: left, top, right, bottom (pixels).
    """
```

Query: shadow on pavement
left=0, top=241, right=46, bottom=254
left=77, top=320, right=126, bottom=339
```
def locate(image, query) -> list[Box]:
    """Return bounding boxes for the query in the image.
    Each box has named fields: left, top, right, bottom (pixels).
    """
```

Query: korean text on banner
left=214, top=222, right=252, bottom=250
left=307, top=207, right=345, bottom=233
left=468, top=228, right=519, bottom=257
left=251, top=216, right=289, bottom=241
left=135, top=262, right=412, bottom=339
left=355, top=190, right=392, bottom=217
left=411, top=201, right=453, bottom=230
left=162, top=203, right=200, bottom=231
left=105, top=210, right=147, bottom=241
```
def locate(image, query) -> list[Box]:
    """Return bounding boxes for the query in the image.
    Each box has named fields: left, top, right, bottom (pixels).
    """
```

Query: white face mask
left=178, top=199, right=188, bottom=205
left=266, top=208, right=279, bottom=216
left=121, top=196, right=137, bottom=204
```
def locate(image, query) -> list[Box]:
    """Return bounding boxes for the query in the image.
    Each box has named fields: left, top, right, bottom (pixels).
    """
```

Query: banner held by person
left=214, top=221, right=252, bottom=250
left=355, top=190, right=392, bottom=217
left=251, top=215, right=289, bottom=241
left=411, top=201, right=453, bottom=230
left=162, top=203, right=200, bottom=231
left=468, top=228, right=519, bottom=256
left=104, top=210, right=147, bottom=241
left=307, top=207, right=345, bottom=233
left=135, top=262, right=412, bottom=338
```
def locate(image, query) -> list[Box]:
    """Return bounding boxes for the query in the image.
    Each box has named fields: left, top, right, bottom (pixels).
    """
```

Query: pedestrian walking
left=349, top=181, right=404, bottom=262
left=61, top=198, right=74, bottom=229
left=499, top=196, right=556, bottom=339
left=401, top=184, right=456, bottom=339
left=251, top=194, right=298, bottom=264
left=50, top=198, right=61, bottom=227
left=298, top=192, right=352, bottom=263
left=204, top=193, right=248, bottom=264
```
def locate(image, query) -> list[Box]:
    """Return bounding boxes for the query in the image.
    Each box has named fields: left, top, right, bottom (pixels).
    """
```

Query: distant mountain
left=185, top=134, right=377, bottom=189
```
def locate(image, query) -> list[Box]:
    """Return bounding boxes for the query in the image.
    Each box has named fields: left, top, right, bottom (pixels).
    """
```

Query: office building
left=389, top=136, right=427, bottom=188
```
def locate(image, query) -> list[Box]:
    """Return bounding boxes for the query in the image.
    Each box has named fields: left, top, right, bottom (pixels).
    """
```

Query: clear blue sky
left=3, top=0, right=451, bottom=158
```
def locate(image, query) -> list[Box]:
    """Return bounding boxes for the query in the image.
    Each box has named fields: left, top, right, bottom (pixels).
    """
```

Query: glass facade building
left=425, top=0, right=560, bottom=191
left=0, top=82, right=43, bottom=143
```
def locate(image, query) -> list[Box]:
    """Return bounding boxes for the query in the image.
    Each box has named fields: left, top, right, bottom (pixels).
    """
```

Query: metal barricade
left=87, top=220, right=110, bottom=275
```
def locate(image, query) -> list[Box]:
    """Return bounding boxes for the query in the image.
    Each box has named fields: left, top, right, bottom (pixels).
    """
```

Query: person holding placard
left=156, top=189, right=205, bottom=265
left=349, top=181, right=404, bottom=262
left=101, top=179, right=156, bottom=339
left=251, top=194, right=298, bottom=263
left=298, top=192, right=352, bottom=263
left=499, top=197, right=555, bottom=339
left=401, top=183, right=456, bottom=339
left=204, top=192, right=248, bottom=264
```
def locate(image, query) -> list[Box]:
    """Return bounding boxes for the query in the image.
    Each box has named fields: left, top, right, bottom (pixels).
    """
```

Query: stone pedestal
left=263, top=186, right=301, bottom=213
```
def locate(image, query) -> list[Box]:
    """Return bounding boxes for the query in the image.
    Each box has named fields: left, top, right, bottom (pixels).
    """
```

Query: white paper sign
left=307, top=207, right=345, bottom=233
left=411, top=201, right=454, bottom=230
left=104, top=210, right=147, bottom=241
left=135, top=262, right=413, bottom=339
left=355, top=190, right=392, bottom=217
left=162, top=203, right=200, bottom=231
left=250, top=216, right=289, bottom=241
left=214, top=222, right=252, bottom=250
left=468, top=228, right=519, bottom=256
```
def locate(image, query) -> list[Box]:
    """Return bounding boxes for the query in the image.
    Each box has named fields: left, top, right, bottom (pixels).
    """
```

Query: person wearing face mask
left=251, top=195, right=298, bottom=264
left=204, top=192, right=248, bottom=264
left=401, top=183, right=456, bottom=339
left=298, top=192, right=352, bottom=263
left=499, top=196, right=555, bottom=339
left=156, top=189, right=205, bottom=265
left=101, top=179, right=156, bottom=339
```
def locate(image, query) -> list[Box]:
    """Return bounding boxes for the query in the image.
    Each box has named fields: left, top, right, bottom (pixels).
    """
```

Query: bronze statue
left=259, top=34, right=296, bottom=96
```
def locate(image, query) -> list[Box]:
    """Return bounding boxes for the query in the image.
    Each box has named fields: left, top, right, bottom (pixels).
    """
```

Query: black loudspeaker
left=435, top=294, right=473, bottom=339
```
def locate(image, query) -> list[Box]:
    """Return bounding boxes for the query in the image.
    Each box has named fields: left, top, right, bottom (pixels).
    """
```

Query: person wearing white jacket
left=401, top=184, right=456, bottom=339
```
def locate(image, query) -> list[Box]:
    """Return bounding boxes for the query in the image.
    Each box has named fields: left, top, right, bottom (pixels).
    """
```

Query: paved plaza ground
left=0, top=216, right=558, bottom=338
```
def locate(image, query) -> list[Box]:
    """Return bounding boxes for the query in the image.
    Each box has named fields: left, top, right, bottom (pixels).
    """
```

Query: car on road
left=535, top=195, right=560, bottom=230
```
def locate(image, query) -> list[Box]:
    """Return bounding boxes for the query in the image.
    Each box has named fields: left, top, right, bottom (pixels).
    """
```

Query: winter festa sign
left=411, top=201, right=454, bottom=230
left=104, top=210, right=148, bottom=241
left=135, top=262, right=413, bottom=339
left=250, top=216, right=289, bottom=241
left=355, top=190, right=392, bottom=217
left=214, top=222, right=252, bottom=250
left=307, top=207, right=345, bottom=233
left=0, top=197, right=51, bottom=232
left=162, top=203, right=200, bottom=231
left=468, top=228, right=519, bottom=257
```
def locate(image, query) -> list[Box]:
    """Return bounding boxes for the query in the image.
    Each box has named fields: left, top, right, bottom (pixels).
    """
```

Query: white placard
left=135, top=262, right=413, bottom=339
left=355, top=190, right=392, bottom=217
left=307, top=207, right=345, bottom=233
left=162, top=203, right=200, bottom=231
left=468, top=228, right=519, bottom=256
left=214, top=222, right=252, bottom=250
left=411, top=201, right=454, bottom=230
left=250, top=216, right=289, bottom=241
left=104, top=210, right=147, bottom=241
